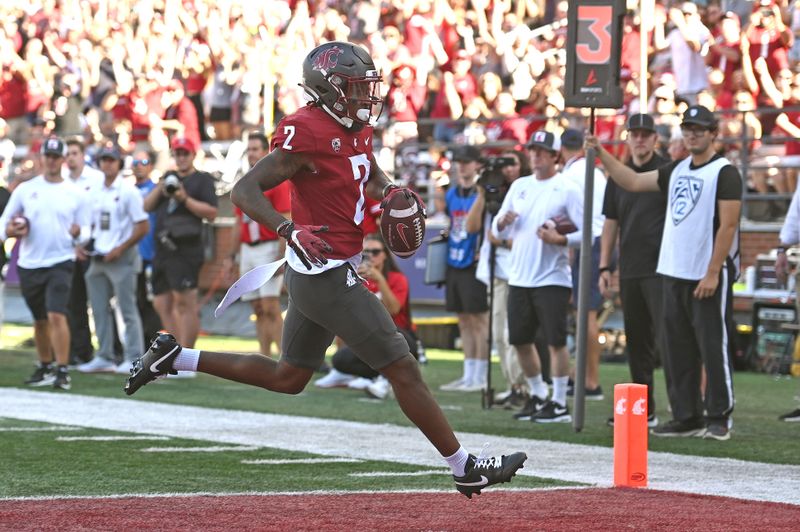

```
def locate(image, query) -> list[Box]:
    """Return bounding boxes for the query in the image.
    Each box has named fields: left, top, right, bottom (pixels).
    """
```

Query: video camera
left=476, top=156, right=516, bottom=215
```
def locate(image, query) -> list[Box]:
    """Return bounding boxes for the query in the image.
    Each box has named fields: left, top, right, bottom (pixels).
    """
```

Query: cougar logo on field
left=312, top=46, right=343, bottom=72
left=632, top=398, right=646, bottom=416
left=615, top=397, right=627, bottom=415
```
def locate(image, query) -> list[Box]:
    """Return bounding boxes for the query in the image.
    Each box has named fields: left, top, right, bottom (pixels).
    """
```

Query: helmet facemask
left=328, top=70, right=384, bottom=128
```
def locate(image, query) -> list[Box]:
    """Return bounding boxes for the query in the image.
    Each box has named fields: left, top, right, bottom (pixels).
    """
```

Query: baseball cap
left=40, top=137, right=66, bottom=157
left=452, top=145, right=482, bottom=162
left=626, top=113, right=656, bottom=133
left=681, top=105, right=718, bottom=129
left=560, top=128, right=584, bottom=150
left=526, top=130, right=561, bottom=153
left=97, top=144, right=122, bottom=161
left=170, top=136, right=197, bottom=153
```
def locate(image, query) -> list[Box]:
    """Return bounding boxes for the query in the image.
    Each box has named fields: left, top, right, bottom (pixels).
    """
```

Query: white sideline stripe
left=56, top=436, right=171, bottom=442
left=349, top=470, right=449, bottom=478
left=242, top=458, right=362, bottom=465
left=0, top=486, right=591, bottom=502
left=1, top=389, right=799, bottom=505
left=0, top=426, right=82, bottom=432
left=140, top=446, right=260, bottom=453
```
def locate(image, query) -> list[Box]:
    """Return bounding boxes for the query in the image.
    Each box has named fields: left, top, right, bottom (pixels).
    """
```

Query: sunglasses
left=132, top=158, right=150, bottom=166
left=362, top=249, right=383, bottom=256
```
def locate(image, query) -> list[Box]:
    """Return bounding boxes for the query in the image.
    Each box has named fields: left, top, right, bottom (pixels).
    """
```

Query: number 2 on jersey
left=349, top=154, right=370, bottom=225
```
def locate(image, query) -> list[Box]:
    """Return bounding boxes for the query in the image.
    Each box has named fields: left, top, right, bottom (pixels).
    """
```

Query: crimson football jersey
left=271, top=105, right=374, bottom=260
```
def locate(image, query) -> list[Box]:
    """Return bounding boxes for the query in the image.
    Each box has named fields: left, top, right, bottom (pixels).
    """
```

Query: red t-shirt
left=387, top=84, right=427, bottom=122
left=361, top=196, right=382, bottom=236
left=271, top=105, right=374, bottom=259
left=364, top=270, right=410, bottom=330
left=0, top=71, right=28, bottom=119
left=235, top=181, right=292, bottom=243
left=165, top=97, right=201, bottom=148
left=781, top=105, right=800, bottom=155
left=429, top=73, right=478, bottom=119
left=747, top=27, right=789, bottom=76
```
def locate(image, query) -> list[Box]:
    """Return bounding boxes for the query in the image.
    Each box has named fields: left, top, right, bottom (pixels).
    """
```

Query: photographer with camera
left=143, top=137, right=217, bottom=355
left=465, top=149, right=529, bottom=407
left=439, top=145, right=490, bottom=393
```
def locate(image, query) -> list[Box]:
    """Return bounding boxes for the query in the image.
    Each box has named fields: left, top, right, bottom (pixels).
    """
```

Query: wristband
left=599, top=266, right=613, bottom=274
left=382, top=183, right=399, bottom=198
left=777, top=246, right=787, bottom=254
left=276, top=220, right=294, bottom=237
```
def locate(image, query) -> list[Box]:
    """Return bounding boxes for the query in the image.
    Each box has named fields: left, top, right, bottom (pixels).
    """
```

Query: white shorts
left=240, top=240, right=283, bottom=301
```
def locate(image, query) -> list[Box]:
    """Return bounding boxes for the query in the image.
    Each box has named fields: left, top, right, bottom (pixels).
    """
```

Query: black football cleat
left=124, top=333, right=182, bottom=396
left=454, top=452, right=527, bottom=498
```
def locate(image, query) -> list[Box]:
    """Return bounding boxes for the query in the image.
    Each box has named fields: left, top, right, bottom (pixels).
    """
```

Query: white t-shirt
left=476, top=211, right=511, bottom=285
left=0, top=175, right=88, bottom=269
left=63, top=164, right=104, bottom=193
left=491, top=174, right=584, bottom=288
left=88, top=175, right=149, bottom=254
left=667, top=22, right=711, bottom=95
left=560, top=155, right=607, bottom=238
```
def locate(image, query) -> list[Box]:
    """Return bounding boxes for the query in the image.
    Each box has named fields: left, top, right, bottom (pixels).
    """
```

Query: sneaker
left=25, top=365, right=55, bottom=387
left=347, top=377, right=374, bottom=390
left=532, top=400, right=572, bottom=423
left=778, top=408, right=800, bottom=422
left=512, top=396, right=546, bottom=421
left=439, top=377, right=466, bottom=391
left=702, top=421, right=731, bottom=441
left=53, top=369, right=71, bottom=391
left=314, top=369, right=356, bottom=388
left=456, top=379, right=486, bottom=392
left=124, top=333, right=182, bottom=396
left=494, top=390, right=514, bottom=404
left=76, top=357, right=116, bottom=373
left=114, top=361, right=134, bottom=375
left=607, top=413, right=659, bottom=428
left=365, top=376, right=392, bottom=400
left=453, top=452, right=527, bottom=498
left=567, top=383, right=604, bottom=400
left=650, top=419, right=705, bottom=437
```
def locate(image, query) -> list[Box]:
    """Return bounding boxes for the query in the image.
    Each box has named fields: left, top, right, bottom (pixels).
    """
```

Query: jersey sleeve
left=716, top=165, right=743, bottom=201
left=271, top=114, right=318, bottom=154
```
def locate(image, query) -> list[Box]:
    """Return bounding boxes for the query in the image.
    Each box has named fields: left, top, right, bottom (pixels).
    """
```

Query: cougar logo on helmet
left=311, top=46, right=343, bottom=72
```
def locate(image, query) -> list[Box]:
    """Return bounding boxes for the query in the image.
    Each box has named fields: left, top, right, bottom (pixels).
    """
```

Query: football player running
left=125, top=41, right=526, bottom=497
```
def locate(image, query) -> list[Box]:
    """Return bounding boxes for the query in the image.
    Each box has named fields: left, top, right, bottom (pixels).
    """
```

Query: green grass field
left=2, top=323, right=799, bottom=499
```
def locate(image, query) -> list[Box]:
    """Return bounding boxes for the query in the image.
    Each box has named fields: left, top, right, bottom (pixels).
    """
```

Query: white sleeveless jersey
left=657, top=156, right=737, bottom=281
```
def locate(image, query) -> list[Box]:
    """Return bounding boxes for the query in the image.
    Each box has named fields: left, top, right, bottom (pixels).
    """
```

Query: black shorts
left=18, top=260, right=74, bottom=320
left=209, top=107, right=232, bottom=122
left=445, top=265, right=488, bottom=313
left=281, top=265, right=409, bottom=371
left=507, top=285, right=570, bottom=348
left=571, top=237, right=603, bottom=310
left=152, top=254, right=203, bottom=294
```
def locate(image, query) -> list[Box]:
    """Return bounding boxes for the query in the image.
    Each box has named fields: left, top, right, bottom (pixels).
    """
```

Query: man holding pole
left=586, top=105, right=741, bottom=441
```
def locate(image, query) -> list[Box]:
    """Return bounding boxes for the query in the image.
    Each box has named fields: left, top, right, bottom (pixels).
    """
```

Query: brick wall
left=740, top=228, right=780, bottom=271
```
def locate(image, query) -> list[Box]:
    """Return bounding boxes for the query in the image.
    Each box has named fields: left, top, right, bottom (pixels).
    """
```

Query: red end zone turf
left=1, top=488, right=798, bottom=531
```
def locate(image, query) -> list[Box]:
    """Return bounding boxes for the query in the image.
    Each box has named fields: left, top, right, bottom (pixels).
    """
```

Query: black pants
left=619, top=275, right=668, bottom=415
left=332, top=328, right=418, bottom=379
left=661, top=266, right=736, bottom=424
left=137, top=260, right=163, bottom=348
left=67, top=259, right=93, bottom=363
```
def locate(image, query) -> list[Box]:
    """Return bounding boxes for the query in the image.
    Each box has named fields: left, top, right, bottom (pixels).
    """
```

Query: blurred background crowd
left=1, top=0, right=799, bottom=216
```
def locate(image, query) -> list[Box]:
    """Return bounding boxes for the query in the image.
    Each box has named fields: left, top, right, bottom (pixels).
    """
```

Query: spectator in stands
left=151, top=81, right=201, bottom=152
left=465, top=148, right=529, bottom=407
left=0, top=137, right=88, bottom=390
left=77, top=144, right=148, bottom=375
left=63, top=137, right=103, bottom=365
left=315, top=234, right=419, bottom=400
left=492, top=130, right=584, bottom=423
left=654, top=2, right=712, bottom=106
left=0, top=38, right=30, bottom=145
left=143, top=137, right=217, bottom=356
left=131, top=148, right=162, bottom=348
left=224, top=131, right=291, bottom=357
left=440, top=145, right=489, bottom=393
left=429, top=50, right=478, bottom=143
left=600, top=114, right=671, bottom=428
left=559, top=128, right=607, bottom=401
left=0, top=118, right=15, bottom=184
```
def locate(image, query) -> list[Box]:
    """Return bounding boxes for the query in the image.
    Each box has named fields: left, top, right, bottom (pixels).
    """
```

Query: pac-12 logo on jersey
left=331, top=138, right=341, bottom=152
left=312, top=46, right=343, bottom=72
left=670, top=176, right=703, bottom=225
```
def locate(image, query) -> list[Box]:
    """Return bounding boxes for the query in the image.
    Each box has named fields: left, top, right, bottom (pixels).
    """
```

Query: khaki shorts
left=281, top=264, right=409, bottom=371
left=240, top=240, right=283, bottom=300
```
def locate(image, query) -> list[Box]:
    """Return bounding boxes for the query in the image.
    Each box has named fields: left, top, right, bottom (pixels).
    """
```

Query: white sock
left=173, top=348, right=200, bottom=372
left=552, top=376, right=569, bottom=407
left=444, top=446, right=470, bottom=477
left=527, top=374, right=548, bottom=400
left=474, top=359, right=488, bottom=383
left=463, top=359, right=475, bottom=383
